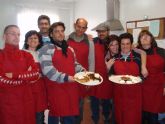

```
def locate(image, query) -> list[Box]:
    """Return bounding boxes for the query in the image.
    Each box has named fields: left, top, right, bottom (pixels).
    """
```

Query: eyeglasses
left=6, top=32, right=20, bottom=37
left=76, top=25, right=87, bottom=30
left=53, top=30, right=65, bottom=34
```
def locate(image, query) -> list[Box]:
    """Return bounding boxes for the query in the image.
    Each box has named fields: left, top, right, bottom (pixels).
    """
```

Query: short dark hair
left=137, top=30, right=157, bottom=48
left=119, top=33, right=133, bottom=44
left=3, top=25, right=19, bottom=34
left=24, top=30, right=43, bottom=51
left=38, top=15, right=50, bottom=25
left=49, top=22, right=65, bottom=37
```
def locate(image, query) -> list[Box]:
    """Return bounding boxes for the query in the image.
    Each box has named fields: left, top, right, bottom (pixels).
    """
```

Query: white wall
left=74, top=0, right=107, bottom=36
left=0, top=1, right=74, bottom=48
left=120, top=0, right=165, bottom=48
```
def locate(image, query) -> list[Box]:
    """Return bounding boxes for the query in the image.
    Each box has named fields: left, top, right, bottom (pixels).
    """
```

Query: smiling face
left=50, top=25, right=65, bottom=42
left=74, top=19, right=87, bottom=37
left=108, top=40, right=119, bottom=56
left=3, top=26, right=20, bottom=46
left=120, top=38, right=132, bottom=54
left=97, top=30, right=109, bottom=40
left=27, top=34, right=40, bottom=50
left=38, top=19, right=50, bottom=36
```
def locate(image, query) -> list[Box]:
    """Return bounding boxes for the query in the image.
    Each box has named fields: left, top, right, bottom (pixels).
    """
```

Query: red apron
left=31, top=63, right=47, bottom=112
left=113, top=52, right=142, bottom=124
left=0, top=45, right=35, bottom=124
left=142, top=48, right=165, bottom=113
left=46, top=47, right=80, bottom=116
left=91, top=42, right=113, bottom=99
left=68, top=40, right=91, bottom=97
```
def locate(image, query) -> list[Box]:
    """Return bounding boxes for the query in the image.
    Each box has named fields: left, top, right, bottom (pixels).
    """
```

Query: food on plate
left=75, top=72, right=101, bottom=83
left=109, top=75, right=142, bottom=84
left=75, top=76, right=90, bottom=83
left=87, top=73, right=101, bottom=82
left=121, top=76, right=132, bottom=81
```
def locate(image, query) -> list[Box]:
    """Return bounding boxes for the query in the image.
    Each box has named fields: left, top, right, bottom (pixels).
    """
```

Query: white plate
left=109, top=75, right=142, bottom=84
left=74, top=72, right=103, bottom=86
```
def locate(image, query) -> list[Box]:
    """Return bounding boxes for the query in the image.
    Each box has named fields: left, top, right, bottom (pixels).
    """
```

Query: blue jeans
left=48, top=116, right=76, bottom=124
left=90, top=96, right=112, bottom=124
left=75, top=98, right=84, bottom=124
left=142, top=111, right=158, bottom=124
left=36, top=111, right=45, bottom=124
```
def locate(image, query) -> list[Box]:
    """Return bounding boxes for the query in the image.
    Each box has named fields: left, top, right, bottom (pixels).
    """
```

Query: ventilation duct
left=105, top=0, right=124, bottom=31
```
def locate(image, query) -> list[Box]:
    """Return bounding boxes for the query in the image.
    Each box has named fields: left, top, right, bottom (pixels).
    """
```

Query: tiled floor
left=44, top=97, right=108, bottom=124
left=81, top=97, right=105, bottom=124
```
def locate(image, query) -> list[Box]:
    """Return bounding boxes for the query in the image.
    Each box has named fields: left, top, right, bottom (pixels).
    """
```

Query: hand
left=141, top=66, right=149, bottom=78
left=132, top=43, right=138, bottom=49
left=28, top=66, right=32, bottom=71
left=87, top=34, right=93, bottom=41
left=5, top=73, right=13, bottom=79
left=30, top=74, right=41, bottom=83
left=163, top=88, right=165, bottom=96
left=105, top=58, right=115, bottom=71
left=68, top=76, right=75, bottom=82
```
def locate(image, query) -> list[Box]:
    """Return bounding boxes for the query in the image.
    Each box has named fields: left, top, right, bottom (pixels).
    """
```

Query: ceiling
left=1, top=0, right=79, bottom=4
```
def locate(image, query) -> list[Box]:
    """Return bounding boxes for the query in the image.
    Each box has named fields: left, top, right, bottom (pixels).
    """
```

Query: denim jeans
left=48, top=116, right=76, bottom=124
left=90, top=96, right=112, bottom=124
left=142, top=111, right=158, bottom=124
left=36, top=111, right=45, bottom=124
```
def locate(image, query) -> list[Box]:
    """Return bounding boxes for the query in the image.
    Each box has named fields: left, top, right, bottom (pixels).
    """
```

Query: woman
left=137, top=30, right=165, bottom=124
left=109, top=33, right=143, bottom=124
left=39, top=22, right=85, bottom=124
left=24, top=30, right=47, bottom=124
left=105, top=35, right=120, bottom=71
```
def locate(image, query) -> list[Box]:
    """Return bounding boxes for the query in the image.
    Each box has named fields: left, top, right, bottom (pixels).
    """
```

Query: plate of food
left=109, top=75, right=142, bottom=84
left=74, top=72, right=103, bottom=86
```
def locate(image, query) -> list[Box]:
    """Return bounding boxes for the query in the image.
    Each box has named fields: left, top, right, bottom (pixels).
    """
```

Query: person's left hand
left=87, top=34, right=93, bottom=41
left=28, top=66, right=32, bottom=71
left=163, top=87, right=165, bottom=96
left=5, top=73, right=13, bottom=79
left=141, top=66, right=149, bottom=78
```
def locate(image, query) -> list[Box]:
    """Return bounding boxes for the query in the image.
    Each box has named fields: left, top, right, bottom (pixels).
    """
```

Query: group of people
left=0, top=14, right=164, bottom=124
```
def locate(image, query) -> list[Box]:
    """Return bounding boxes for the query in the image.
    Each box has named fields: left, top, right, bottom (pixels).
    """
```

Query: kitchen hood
left=106, top=0, right=124, bottom=31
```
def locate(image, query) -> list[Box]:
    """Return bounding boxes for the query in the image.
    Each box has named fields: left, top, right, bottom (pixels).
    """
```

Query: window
left=17, top=10, right=59, bottom=48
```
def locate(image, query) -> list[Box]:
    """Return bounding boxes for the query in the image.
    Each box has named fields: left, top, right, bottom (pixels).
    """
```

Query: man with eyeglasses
left=0, top=25, right=40, bottom=124
left=90, top=22, right=113, bottom=124
left=67, top=18, right=95, bottom=124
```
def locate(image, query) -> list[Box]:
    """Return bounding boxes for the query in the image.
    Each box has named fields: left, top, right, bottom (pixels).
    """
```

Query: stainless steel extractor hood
left=105, top=0, right=124, bottom=31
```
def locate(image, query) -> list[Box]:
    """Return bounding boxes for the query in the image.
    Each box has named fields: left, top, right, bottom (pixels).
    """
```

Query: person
left=67, top=18, right=95, bottom=123
left=109, top=33, right=143, bottom=124
left=90, top=22, right=113, bottom=124
left=105, top=34, right=148, bottom=76
left=38, top=15, right=51, bottom=45
left=105, top=34, right=120, bottom=71
left=0, top=25, right=40, bottom=124
left=104, top=34, right=120, bottom=124
left=137, top=30, right=165, bottom=124
left=38, top=22, right=85, bottom=124
left=23, top=30, right=47, bottom=124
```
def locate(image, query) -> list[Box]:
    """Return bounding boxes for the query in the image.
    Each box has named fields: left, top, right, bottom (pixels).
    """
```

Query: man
left=91, top=22, right=113, bottom=124
left=0, top=25, right=40, bottom=124
left=38, top=22, right=85, bottom=124
left=38, top=15, right=51, bottom=45
left=67, top=18, right=95, bottom=124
